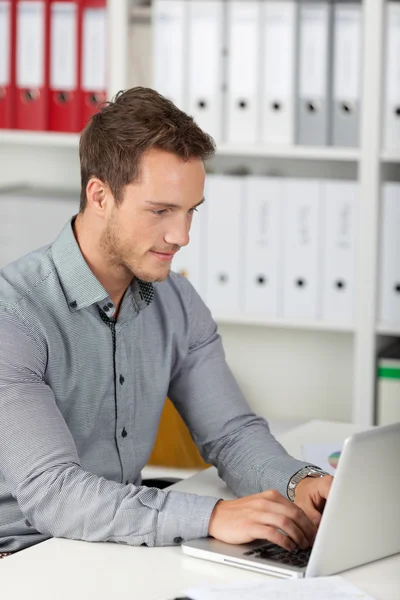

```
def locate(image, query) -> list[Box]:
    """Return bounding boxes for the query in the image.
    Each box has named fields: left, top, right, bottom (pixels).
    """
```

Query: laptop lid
left=306, top=422, right=400, bottom=576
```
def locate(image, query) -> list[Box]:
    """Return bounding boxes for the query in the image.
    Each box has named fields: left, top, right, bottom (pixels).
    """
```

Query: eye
left=189, top=207, right=199, bottom=215
left=152, top=209, right=168, bottom=216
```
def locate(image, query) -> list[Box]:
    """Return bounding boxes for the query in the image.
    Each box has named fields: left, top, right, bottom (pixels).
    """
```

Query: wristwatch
left=287, top=465, right=329, bottom=502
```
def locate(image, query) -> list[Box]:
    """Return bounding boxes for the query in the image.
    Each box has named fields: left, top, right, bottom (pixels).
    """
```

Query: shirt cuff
left=155, top=490, right=220, bottom=546
left=259, top=456, right=314, bottom=499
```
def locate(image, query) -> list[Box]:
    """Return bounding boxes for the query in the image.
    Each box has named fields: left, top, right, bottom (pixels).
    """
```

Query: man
left=0, top=87, right=332, bottom=556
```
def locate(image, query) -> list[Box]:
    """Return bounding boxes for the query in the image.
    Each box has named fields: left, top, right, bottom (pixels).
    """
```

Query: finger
left=295, top=497, right=322, bottom=529
left=307, top=476, right=333, bottom=510
left=258, top=493, right=317, bottom=545
left=256, top=511, right=310, bottom=549
left=249, top=524, right=297, bottom=552
left=318, top=476, right=333, bottom=500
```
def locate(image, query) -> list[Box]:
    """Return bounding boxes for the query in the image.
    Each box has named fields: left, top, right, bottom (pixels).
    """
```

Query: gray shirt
left=0, top=218, right=309, bottom=553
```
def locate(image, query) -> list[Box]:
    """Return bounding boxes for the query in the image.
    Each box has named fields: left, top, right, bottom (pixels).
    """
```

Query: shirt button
left=174, top=536, right=184, bottom=544
left=69, top=300, right=77, bottom=309
left=107, top=302, right=114, bottom=309
left=121, top=427, right=128, bottom=438
left=125, top=480, right=129, bottom=485
left=103, top=305, right=110, bottom=312
left=119, top=374, right=125, bottom=385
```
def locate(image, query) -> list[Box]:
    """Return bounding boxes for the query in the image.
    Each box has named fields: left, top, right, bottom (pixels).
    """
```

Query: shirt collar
left=51, top=218, right=154, bottom=314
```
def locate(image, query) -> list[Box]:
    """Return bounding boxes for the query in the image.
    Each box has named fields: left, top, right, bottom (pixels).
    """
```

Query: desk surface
left=1, top=420, right=399, bottom=600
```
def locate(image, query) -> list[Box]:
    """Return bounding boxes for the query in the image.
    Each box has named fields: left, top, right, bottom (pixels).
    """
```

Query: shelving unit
left=0, top=0, right=398, bottom=426
left=213, top=315, right=354, bottom=334
left=0, top=131, right=360, bottom=163
left=0, top=131, right=80, bottom=148
left=377, top=324, right=400, bottom=337
left=210, top=144, right=359, bottom=162
left=381, top=150, right=400, bottom=164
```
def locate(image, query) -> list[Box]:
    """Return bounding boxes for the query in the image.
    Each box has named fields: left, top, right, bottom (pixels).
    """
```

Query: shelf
left=0, top=130, right=80, bottom=148
left=376, top=323, right=400, bottom=336
left=0, top=131, right=360, bottom=162
left=215, top=144, right=360, bottom=162
left=381, top=150, right=400, bottom=163
left=214, top=314, right=355, bottom=333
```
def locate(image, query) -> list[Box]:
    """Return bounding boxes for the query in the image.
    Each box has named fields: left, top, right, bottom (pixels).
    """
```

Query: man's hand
left=293, top=475, right=334, bottom=526
left=208, top=489, right=317, bottom=551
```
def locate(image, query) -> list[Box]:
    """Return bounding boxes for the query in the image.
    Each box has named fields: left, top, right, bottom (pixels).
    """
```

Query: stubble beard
left=100, top=214, right=171, bottom=283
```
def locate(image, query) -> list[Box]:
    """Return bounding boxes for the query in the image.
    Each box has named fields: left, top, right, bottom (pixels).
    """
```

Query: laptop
left=182, top=423, right=400, bottom=579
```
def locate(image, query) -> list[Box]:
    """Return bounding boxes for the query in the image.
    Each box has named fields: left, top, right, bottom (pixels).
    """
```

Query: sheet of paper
left=302, top=442, right=344, bottom=475
left=184, top=575, right=375, bottom=600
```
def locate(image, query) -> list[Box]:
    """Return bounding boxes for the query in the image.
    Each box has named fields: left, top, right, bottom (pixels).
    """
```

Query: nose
left=164, top=216, right=190, bottom=248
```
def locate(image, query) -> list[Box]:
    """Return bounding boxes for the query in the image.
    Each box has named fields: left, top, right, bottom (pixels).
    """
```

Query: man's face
left=100, top=148, right=206, bottom=283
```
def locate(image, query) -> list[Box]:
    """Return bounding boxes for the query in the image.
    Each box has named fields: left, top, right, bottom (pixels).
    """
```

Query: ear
left=85, top=178, right=112, bottom=217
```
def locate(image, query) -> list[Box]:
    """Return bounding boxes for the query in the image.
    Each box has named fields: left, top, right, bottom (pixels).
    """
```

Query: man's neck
left=72, top=214, right=132, bottom=311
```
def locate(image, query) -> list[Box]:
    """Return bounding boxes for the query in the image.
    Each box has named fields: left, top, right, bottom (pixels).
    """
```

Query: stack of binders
left=383, top=1, right=400, bottom=152
left=173, top=175, right=358, bottom=326
left=151, top=0, right=364, bottom=148
left=378, top=183, right=400, bottom=327
left=0, top=0, right=107, bottom=132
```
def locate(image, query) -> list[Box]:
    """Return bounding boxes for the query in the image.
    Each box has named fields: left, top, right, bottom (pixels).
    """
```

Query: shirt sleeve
left=0, top=307, right=219, bottom=547
left=168, top=277, right=312, bottom=499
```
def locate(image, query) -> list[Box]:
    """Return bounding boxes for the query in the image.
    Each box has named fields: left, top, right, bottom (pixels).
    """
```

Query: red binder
left=15, top=0, right=50, bottom=130
left=49, top=0, right=81, bottom=132
left=0, top=0, right=16, bottom=129
left=80, top=0, right=107, bottom=130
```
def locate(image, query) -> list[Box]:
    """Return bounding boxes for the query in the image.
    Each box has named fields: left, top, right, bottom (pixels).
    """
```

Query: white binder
left=243, top=176, right=283, bottom=316
left=282, top=179, right=322, bottom=319
left=261, top=1, right=297, bottom=146
left=226, top=0, right=261, bottom=144
left=204, top=175, right=244, bottom=315
left=128, top=4, right=153, bottom=90
left=331, top=1, right=362, bottom=147
left=187, top=0, right=225, bottom=143
left=172, top=200, right=207, bottom=299
left=383, top=2, right=400, bottom=151
left=152, top=0, right=188, bottom=110
left=321, top=180, right=358, bottom=323
left=296, top=1, right=332, bottom=146
left=50, top=1, right=78, bottom=94
left=378, top=183, right=400, bottom=325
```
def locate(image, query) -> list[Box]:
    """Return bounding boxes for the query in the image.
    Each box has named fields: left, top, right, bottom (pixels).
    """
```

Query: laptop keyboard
left=243, top=542, right=312, bottom=568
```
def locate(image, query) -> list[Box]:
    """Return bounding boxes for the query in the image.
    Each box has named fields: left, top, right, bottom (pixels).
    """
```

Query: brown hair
left=79, top=87, right=216, bottom=212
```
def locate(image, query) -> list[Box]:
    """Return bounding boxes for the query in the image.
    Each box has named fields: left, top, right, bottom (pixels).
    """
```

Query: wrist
left=294, top=476, right=314, bottom=496
left=287, top=465, right=329, bottom=501
left=208, top=499, right=224, bottom=537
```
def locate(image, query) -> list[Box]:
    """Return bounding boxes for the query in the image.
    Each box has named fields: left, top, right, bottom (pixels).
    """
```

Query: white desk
left=1, top=420, right=399, bottom=600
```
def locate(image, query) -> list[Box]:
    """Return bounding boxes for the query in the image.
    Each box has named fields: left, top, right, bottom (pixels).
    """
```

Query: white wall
left=218, top=325, right=353, bottom=423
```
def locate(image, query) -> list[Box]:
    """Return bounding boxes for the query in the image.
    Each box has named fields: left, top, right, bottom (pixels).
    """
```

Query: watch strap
left=287, top=465, right=329, bottom=501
